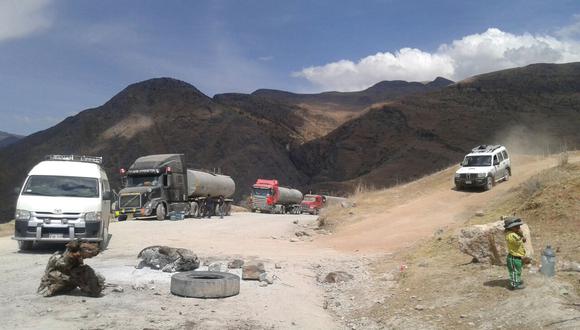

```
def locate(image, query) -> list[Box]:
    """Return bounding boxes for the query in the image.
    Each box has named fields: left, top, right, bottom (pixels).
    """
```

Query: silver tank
left=278, top=187, right=303, bottom=204
left=323, top=195, right=347, bottom=206
left=186, top=170, right=235, bottom=198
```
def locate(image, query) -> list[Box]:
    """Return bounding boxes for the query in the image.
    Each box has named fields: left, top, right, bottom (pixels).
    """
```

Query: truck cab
left=13, top=155, right=112, bottom=250
left=116, top=154, right=187, bottom=220
left=300, top=194, right=325, bottom=215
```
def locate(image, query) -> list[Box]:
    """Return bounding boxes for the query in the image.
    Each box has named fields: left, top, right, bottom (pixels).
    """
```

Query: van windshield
left=23, top=175, right=99, bottom=198
left=463, top=155, right=492, bottom=167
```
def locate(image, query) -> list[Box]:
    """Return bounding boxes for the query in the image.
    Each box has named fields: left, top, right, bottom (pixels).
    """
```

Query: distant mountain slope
left=291, top=63, right=580, bottom=193
left=0, top=131, right=23, bottom=149
left=217, top=77, right=453, bottom=141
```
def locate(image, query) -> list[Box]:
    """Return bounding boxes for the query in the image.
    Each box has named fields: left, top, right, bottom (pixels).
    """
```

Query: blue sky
left=1, top=0, right=580, bottom=135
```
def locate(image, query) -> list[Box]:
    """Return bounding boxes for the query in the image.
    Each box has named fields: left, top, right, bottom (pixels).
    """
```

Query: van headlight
left=15, top=209, right=31, bottom=220
left=84, top=211, right=102, bottom=222
left=477, top=173, right=486, bottom=178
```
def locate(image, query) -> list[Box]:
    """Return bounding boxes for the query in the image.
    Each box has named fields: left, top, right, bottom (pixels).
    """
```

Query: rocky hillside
left=0, top=131, right=22, bottom=149
left=291, top=63, right=580, bottom=193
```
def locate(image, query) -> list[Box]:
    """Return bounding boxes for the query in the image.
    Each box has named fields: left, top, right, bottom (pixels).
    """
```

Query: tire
left=484, top=176, right=493, bottom=191
left=156, top=203, right=166, bottom=221
left=18, top=240, right=33, bottom=251
left=504, top=168, right=511, bottom=181
left=171, top=271, right=240, bottom=298
left=99, top=226, right=109, bottom=251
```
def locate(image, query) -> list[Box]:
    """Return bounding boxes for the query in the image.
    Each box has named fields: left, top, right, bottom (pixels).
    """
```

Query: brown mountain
left=242, top=77, right=453, bottom=140
left=291, top=63, right=580, bottom=193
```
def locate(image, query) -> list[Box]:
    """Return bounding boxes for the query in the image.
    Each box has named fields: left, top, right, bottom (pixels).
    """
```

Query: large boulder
left=137, top=246, right=200, bottom=272
left=458, top=220, right=533, bottom=265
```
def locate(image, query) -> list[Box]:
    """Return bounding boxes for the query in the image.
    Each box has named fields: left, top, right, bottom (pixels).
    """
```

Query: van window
left=23, top=175, right=99, bottom=198
left=502, top=150, right=509, bottom=159
left=497, top=152, right=504, bottom=162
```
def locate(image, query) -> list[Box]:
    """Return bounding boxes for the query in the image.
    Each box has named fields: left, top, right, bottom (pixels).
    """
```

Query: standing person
left=217, top=195, right=225, bottom=219
left=204, top=194, right=213, bottom=219
left=504, top=217, right=527, bottom=290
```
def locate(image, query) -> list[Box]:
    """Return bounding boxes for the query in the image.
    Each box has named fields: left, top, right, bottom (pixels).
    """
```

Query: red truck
left=250, top=179, right=303, bottom=214
left=300, top=194, right=346, bottom=215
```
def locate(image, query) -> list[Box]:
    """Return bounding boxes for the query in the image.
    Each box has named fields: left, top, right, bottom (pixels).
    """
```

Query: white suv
left=454, top=145, right=511, bottom=191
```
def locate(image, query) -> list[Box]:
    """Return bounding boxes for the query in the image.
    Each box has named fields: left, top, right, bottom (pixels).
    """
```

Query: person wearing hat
left=504, top=217, right=527, bottom=290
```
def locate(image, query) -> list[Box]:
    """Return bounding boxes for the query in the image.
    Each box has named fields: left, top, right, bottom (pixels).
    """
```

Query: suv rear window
left=502, top=150, right=509, bottom=159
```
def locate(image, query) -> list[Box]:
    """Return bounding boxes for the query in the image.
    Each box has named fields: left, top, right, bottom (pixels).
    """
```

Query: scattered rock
left=242, top=263, right=265, bottom=280
left=292, top=220, right=299, bottom=224
left=460, top=314, right=467, bottom=318
left=208, top=262, right=226, bottom=272
left=161, top=306, right=167, bottom=311
left=289, top=238, right=299, bottom=243
left=228, top=259, right=245, bottom=269
left=475, top=210, right=485, bottom=217
left=323, top=300, right=328, bottom=309
left=295, top=230, right=311, bottom=237
left=319, top=271, right=354, bottom=284
left=137, top=246, right=200, bottom=272
left=415, top=305, right=425, bottom=311
left=259, top=272, right=275, bottom=284
left=112, top=286, right=124, bottom=293
left=458, top=221, right=533, bottom=265
left=275, top=263, right=282, bottom=269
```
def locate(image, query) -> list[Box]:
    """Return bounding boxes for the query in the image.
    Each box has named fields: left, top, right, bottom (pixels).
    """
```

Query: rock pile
left=137, top=246, right=200, bottom=272
left=38, top=241, right=105, bottom=297
left=458, top=220, right=533, bottom=265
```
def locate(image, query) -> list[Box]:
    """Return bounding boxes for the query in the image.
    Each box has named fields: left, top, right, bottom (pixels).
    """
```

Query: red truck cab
left=300, top=194, right=325, bottom=215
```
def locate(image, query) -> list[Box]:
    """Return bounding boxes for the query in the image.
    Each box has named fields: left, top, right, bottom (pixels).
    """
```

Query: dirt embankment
left=319, top=153, right=580, bottom=329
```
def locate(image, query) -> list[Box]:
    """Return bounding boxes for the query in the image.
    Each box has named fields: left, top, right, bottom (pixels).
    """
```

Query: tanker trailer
left=250, top=179, right=303, bottom=214
left=187, top=170, right=235, bottom=217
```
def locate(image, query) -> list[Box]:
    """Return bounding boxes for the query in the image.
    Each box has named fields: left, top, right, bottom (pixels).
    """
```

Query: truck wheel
left=156, top=204, right=166, bottom=221
left=250, top=208, right=256, bottom=213
left=18, top=240, right=33, bottom=251
left=484, top=176, right=493, bottom=191
left=171, top=271, right=240, bottom=298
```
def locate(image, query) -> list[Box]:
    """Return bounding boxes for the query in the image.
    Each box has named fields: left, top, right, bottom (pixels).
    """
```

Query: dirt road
left=319, top=153, right=580, bottom=253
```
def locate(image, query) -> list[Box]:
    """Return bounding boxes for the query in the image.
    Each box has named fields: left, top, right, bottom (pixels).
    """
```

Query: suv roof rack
left=471, top=145, right=502, bottom=153
left=45, top=154, right=103, bottom=165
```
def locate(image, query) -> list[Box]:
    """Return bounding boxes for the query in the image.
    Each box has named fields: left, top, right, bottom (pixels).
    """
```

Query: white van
left=13, top=155, right=112, bottom=250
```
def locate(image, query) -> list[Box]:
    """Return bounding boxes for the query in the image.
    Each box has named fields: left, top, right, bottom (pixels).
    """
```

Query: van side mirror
left=102, top=191, right=113, bottom=200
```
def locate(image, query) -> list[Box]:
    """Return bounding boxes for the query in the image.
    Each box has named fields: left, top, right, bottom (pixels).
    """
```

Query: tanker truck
left=115, top=154, right=235, bottom=220
left=250, top=179, right=303, bottom=214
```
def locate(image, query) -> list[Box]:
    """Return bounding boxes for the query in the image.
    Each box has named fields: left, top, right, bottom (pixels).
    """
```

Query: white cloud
left=0, top=0, right=53, bottom=42
left=294, top=26, right=580, bottom=91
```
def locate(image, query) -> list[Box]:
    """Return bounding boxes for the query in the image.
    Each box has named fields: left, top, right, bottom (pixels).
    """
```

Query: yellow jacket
left=505, top=231, right=526, bottom=257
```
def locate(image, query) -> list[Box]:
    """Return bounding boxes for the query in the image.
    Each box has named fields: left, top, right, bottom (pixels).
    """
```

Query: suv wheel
left=504, top=168, right=511, bottom=181
left=484, top=176, right=493, bottom=191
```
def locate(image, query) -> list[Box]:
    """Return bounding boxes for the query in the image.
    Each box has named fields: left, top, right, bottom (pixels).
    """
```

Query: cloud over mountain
left=294, top=27, right=580, bottom=91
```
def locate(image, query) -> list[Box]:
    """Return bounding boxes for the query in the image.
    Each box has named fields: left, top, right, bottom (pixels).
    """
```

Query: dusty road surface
left=0, top=213, right=353, bottom=330
left=0, top=153, right=578, bottom=329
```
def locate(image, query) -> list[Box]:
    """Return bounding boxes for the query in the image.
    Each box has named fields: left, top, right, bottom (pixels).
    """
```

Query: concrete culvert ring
left=171, top=271, right=240, bottom=298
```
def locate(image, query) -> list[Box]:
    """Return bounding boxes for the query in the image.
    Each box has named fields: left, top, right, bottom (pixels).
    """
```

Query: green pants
left=507, top=254, right=523, bottom=288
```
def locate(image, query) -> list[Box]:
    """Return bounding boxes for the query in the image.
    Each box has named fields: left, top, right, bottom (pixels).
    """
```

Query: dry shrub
left=558, top=151, right=569, bottom=167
